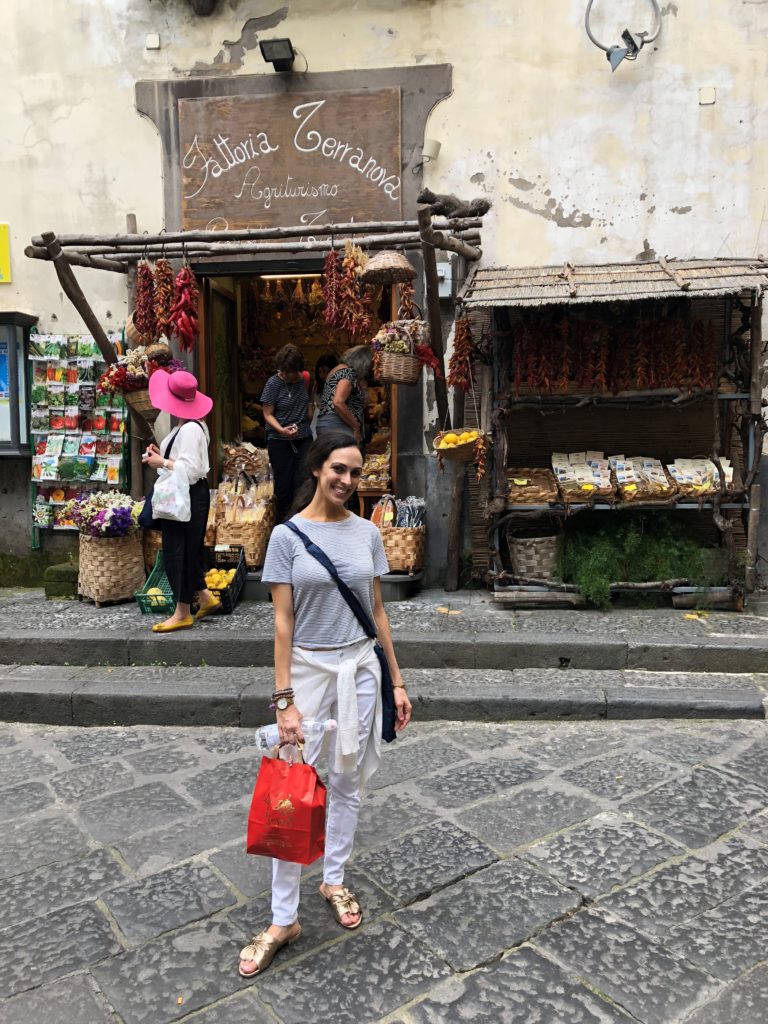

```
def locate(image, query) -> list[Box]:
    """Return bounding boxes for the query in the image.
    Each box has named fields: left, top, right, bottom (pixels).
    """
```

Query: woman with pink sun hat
left=143, top=369, right=218, bottom=632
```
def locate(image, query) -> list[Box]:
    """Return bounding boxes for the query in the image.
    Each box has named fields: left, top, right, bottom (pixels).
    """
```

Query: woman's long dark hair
left=287, top=433, right=364, bottom=517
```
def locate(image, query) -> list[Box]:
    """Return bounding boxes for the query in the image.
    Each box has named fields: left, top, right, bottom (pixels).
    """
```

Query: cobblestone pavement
left=1, top=586, right=767, bottom=638
left=1, top=718, right=767, bottom=1023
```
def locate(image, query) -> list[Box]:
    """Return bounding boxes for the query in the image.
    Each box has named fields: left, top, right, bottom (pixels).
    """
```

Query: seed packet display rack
left=28, top=332, right=128, bottom=542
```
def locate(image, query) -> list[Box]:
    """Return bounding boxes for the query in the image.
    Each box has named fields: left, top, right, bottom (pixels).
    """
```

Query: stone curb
left=1, top=630, right=768, bottom=673
left=0, top=673, right=763, bottom=727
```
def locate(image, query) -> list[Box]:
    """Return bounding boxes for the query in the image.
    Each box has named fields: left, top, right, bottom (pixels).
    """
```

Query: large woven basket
left=506, top=530, right=561, bottom=581
left=360, top=250, right=416, bottom=285
left=125, top=388, right=160, bottom=423
left=379, top=350, right=421, bottom=386
left=78, top=532, right=147, bottom=605
left=215, top=501, right=275, bottom=570
left=380, top=526, right=426, bottom=574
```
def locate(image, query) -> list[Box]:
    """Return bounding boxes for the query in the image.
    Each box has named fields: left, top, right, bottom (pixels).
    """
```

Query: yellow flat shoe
left=152, top=615, right=194, bottom=633
left=238, top=925, right=301, bottom=978
left=195, top=598, right=221, bottom=621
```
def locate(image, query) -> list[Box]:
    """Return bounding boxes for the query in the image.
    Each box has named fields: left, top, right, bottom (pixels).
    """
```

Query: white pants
left=271, top=644, right=379, bottom=926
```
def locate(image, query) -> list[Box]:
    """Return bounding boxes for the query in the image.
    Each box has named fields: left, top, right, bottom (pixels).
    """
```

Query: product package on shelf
left=221, top=441, right=270, bottom=478
left=359, top=444, right=391, bottom=491
left=209, top=473, right=275, bottom=569
left=666, top=458, right=733, bottom=497
left=505, top=467, right=560, bottom=505
left=610, top=455, right=677, bottom=502
left=552, top=452, right=615, bottom=503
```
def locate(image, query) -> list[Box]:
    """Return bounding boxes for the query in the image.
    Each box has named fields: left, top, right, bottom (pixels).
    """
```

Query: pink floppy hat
left=149, top=369, right=213, bottom=420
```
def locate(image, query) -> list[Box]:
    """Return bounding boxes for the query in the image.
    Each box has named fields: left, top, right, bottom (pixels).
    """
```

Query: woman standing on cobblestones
left=237, top=433, right=411, bottom=978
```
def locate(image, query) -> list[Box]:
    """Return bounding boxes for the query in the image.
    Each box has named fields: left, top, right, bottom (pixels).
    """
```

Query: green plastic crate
left=135, top=551, right=175, bottom=615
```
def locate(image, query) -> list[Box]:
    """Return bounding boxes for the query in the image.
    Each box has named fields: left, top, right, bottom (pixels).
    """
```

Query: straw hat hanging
left=360, top=250, right=417, bottom=285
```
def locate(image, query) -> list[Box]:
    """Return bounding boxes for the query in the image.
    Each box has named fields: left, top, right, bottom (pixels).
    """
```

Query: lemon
left=443, top=432, right=459, bottom=445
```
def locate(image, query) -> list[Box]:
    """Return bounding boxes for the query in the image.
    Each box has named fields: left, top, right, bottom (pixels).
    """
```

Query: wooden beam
left=31, top=219, right=484, bottom=248
left=24, top=244, right=127, bottom=274
left=750, top=295, right=763, bottom=416
left=445, top=462, right=466, bottom=592
left=39, top=232, right=117, bottom=365
left=418, top=205, right=450, bottom=431
left=558, top=261, right=578, bottom=298
left=745, top=483, right=761, bottom=592
left=659, top=255, right=691, bottom=291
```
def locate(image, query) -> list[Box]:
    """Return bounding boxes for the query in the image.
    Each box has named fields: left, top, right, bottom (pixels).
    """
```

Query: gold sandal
left=320, top=885, right=363, bottom=930
left=238, top=924, right=301, bottom=978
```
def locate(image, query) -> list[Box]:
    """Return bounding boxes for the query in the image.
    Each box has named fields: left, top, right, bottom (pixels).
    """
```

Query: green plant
left=560, top=514, right=725, bottom=610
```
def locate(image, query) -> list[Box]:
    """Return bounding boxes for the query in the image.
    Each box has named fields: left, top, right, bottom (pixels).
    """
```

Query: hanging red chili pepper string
left=168, top=266, right=199, bottom=353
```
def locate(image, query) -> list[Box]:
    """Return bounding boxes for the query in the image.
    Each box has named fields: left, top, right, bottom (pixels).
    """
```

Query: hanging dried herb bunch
left=153, top=258, right=175, bottom=339
left=134, top=261, right=157, bottom=340
left=339, top=243, right=372, bottom=337
left=398, top=279, right=416, bottom=320
left=322, top=250, right=343, bottom=330
left=447, top=315, right=476, bottom=393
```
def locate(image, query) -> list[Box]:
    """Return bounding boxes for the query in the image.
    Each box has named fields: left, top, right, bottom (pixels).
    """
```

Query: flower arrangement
left=64, top=491, right=142, bottom=537
left=97, top=343, right=184, bottom=396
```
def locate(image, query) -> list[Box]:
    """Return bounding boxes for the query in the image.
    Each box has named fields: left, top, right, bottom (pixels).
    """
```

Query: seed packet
left=65, top=385, right=80, bottom=406
left=33, top=361, right=49, bottom=384
left=95, top=437, right=113, bottom=456
left=92, top=412, right=108, bottom=434
left=31, top=456, right=45, bottom=480
left=67, top=456, right=95, bottom=482
left=49, top=409, right=66, bottom=432
left=47, top=361, right=67, bottom=383
left=78, top=335, right=98, bottom=359
left=106, top=455, right=122, bottom=484
left=79, top=411, right=94, bottom=432
left=64, top=409, right=80, bottom=431
left=47, top=383, right=65, bottom=404
left=109, top=409, right=125, bottom=434
left=62, top=435, right=81, bottom=457
left=34, top=437, right=48, bottom=455
left=90, top=458, right=108, bottom=482
left=32, top=501, right=54, bottom=528
left=78, top=434, right=98, bottom=456
left=53, top=505, right=76, bottom=530
left=45, top=434, right=65, bottom=456
left=30, top=384, right=47, bottom=405
left=79, top=384, right=96, bottom=409
left=41, top=456, right=60, bottom=481
left=66, top=336, right=79, bottom=358
left=44, top=336, right=67, bottom=359
left=95, top=390, right=111, bottom=408
left=31, top=407, right=50, bottom=432
left=29, top=335, right=47, bottom=360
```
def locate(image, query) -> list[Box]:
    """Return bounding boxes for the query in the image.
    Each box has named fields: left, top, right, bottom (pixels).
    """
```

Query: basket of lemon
left=432, top=428, right=483, bottom=463
left=134, top=551, right=175, bottom=615
left=204, top=545, right=247, bottom=614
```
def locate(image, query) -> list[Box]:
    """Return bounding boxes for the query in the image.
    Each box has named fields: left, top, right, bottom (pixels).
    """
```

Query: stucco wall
left=2, top=0, right=767, bottom=330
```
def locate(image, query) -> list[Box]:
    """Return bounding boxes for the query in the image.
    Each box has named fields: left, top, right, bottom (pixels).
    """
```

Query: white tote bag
left=151, top=463, right=191, bottom=523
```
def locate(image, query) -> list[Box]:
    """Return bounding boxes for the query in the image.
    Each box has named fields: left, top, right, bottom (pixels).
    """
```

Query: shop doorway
left=198, top=268, right=397, bottom=492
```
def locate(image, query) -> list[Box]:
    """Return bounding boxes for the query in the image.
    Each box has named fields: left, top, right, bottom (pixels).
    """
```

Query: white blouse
left=161, top=421, right=210, bottom=484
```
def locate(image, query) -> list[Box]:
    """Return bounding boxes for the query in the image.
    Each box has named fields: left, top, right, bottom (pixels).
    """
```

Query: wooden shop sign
left=179, top=89, right=402, bottom=231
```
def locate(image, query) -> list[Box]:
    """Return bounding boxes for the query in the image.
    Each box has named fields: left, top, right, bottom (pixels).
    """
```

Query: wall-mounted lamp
left=585, top=0, right=661, bottom=72
left=259, top=38, right=295, bottom=73
left=412, top=138, right=442, bottom=174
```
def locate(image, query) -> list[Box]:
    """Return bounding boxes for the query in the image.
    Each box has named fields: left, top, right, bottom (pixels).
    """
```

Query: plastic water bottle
left=256, top=718, right=337, bottom=751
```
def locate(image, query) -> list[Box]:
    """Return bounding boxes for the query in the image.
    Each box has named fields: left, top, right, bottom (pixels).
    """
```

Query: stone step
left=0, top=664, right=764, bottom=728
left=1, top=628, right=768, bottom=675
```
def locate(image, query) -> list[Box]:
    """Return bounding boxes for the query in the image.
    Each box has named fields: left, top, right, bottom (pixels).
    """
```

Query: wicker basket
left=380, top=526, right=426, bottom=574
left=360, top=250, right=416, bottom=285
left=78, top=532, right=147, bottom=606
left=506, top=530, right=561, bottom=582
left=142, top=528, right=162, bottom=572
left=379, top=350, right=421, bottom=386
left=432, top=428, right=484, bottom=463
left=125, top=388, right=160, bottom=423
left=215, top=501, right=275, bottom=570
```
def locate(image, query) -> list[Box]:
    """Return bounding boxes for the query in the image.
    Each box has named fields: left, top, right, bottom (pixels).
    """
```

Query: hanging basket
left=378, top=351, right=422, bottom=386
left=360, top=250, right=416, bottom=285
left=125, top=388, right=160, bottom=423
left=432, top=428, right=485, bottom=463
left=380, top=526, right=426, bottom=574
left=505, top=529, right=562, bottom=582
left=78, top=532, right=147, bottom=606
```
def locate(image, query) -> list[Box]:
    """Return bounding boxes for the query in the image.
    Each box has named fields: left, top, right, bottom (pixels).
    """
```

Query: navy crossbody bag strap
left=284, top=521, right=377, bottom=640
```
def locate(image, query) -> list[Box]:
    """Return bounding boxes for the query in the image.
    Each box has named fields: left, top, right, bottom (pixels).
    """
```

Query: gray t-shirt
left=262, top=514, right=390, bottom=648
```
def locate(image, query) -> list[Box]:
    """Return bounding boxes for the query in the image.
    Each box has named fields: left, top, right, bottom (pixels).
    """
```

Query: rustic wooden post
left=418, top=205, right=450, bottom=430
left=124, top=214, right=148, bottom=499
left=745, top=483, right=761, bottom=592
left=40, top=232, right=117, bottom=365
left=445, top=463, right=466, bottom=591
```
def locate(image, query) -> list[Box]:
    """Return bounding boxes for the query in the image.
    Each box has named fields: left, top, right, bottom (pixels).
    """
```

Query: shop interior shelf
left=503, top=501, right=748, bottom=512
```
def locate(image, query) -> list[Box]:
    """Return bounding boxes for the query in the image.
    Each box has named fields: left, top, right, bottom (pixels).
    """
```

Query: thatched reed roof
left=460, top=258, right=768, bottom=308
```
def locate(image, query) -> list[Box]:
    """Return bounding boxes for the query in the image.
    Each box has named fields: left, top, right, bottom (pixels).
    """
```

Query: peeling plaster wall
left=2, top=0, right=767, bottom=331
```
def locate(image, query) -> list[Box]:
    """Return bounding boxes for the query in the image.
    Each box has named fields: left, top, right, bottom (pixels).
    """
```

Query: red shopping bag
left=246, top=746, right=327, bottom=865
